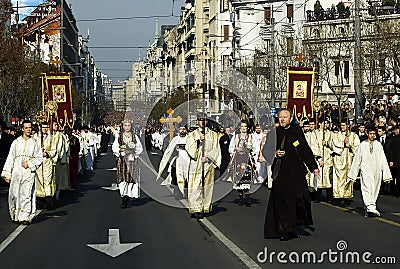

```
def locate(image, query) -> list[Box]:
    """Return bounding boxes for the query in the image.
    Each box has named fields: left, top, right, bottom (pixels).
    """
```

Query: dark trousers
left=390, top=167, right=400, bottom=196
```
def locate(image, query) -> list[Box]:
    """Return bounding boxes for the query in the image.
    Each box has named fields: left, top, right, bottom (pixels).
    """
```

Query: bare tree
left=0, top=0, right=48, bottom=121
left=303, top=21, right=354, bottom=121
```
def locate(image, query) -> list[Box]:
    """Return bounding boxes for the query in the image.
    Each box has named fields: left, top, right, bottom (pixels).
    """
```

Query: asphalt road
left=0, top=147, right=399, bottom=269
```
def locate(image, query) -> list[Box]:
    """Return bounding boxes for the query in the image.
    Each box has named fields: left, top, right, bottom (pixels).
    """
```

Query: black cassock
left=262, top=124, right=318, bottom=238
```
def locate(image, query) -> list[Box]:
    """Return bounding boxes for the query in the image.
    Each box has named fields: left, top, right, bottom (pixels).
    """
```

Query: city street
left=0, top=145, right=399, bottom=269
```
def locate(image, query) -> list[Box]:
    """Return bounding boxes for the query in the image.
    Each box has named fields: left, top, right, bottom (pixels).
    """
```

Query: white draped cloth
left=348, top=140, right=392, bottom=212
left=1, top=136, right=43, bottom=223
left=158, top=135, right=190, bottom=194
left=251, top=132, right=267, bottom=183
left=185, top=128, right=221, bottom=214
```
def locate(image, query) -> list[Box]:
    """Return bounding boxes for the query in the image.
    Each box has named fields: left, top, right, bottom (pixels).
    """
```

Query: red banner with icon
left=42, top=73, right=74, bottom=129
left=286, top=67, right=315, bottom=121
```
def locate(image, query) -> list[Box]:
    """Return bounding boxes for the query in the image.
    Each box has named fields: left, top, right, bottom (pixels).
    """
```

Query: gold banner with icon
left=42, top=73, right=74, bottom=129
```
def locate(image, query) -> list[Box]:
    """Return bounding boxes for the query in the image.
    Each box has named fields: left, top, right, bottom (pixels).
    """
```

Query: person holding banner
left=35, top=121, right=58, bottom=210
left=112, top=120, right=143, bottom=208
left=262, top=109, right=319, bottom=241
left=331, top=120, right=360, bottom=207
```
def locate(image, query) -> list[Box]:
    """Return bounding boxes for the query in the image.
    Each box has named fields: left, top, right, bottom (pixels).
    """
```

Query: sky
left=12, top=0, right=347, bottom=81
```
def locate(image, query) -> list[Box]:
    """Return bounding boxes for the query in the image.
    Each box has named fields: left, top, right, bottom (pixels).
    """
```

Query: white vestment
left=55, top=131, right=70, bottom=193
left=1, top=136, right=43, bottom=222
left=185, top=127, right=221, bottom=213
left=251, top=132, right=267, bottom=183
left=348, top=140, right=392, bottom=209
left=158, top=135, right=190, bottom=194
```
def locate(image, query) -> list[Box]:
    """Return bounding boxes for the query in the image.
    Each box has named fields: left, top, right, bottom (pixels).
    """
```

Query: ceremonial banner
left=286, top=67, right=315, bottom=121
left=42, top=73, right=74, bottom=128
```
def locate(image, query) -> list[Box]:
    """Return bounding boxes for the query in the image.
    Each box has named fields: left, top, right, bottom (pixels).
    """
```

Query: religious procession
left=2, top=68, right=400, bottom=246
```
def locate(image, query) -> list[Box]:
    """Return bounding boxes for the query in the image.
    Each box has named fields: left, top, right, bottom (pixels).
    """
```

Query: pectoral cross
left=159, top=108, right=182, bottom=141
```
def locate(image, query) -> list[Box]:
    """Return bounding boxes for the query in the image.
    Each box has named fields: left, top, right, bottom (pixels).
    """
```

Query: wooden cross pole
left=159, top=108, right=182, bottom=141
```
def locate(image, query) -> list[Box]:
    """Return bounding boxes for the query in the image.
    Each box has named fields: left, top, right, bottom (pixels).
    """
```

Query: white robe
left=158, top=135, right=190, bottom=194
left=185, top=127, right=221, bottom=213
left=251, top=132, right=267, bottom=183
left=348, top=140, right=392, bottom=208
left=1, top=136, right=43, bottom=222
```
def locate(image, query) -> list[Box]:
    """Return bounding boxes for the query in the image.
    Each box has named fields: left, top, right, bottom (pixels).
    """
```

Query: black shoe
left=339, top=199, right=346, bottom=207
left=280, top=233, right=299, bottom=241
left=245, top=194, right=251, bottom=207
left=238, top=198, right=244, bottom=206
left=191, top=212, right=204, bottom=219
left=21, top=221, right=30, bottom=225
left=45, top=196, right=54, bottom=210
left=36, top=199, right=46, bottom=210
left=125, top=197, right=131, bottom=208
left=121, top=197, right=127, bottom=209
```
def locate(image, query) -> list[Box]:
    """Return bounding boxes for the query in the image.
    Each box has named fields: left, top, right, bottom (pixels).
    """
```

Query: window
left=379, top=58, right=386, bottom=78
left=220, top=0, right=228, bottom=12
left=287, top=4, right=293, bottom=23
left=335, top=61, right=340, bottom=77
left=344, top=61, right=349, bottom=79
left=264, top=7, right=271, bottom=25
left=223, top=25, right=230, bottom=41
left=287, top=37, right=294, bottom=55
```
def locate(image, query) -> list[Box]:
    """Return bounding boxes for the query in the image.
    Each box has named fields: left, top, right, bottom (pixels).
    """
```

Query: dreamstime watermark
left=257, top=240, right=396, bottom=265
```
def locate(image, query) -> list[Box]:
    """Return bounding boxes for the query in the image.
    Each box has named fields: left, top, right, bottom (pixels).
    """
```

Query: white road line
left=200, top=218, right=262, bottom=269
left=140, top=157, right=260, bottom=268
left=0, top=225, right=26, bottom=253
left=0, top=210, right=42, bottom=253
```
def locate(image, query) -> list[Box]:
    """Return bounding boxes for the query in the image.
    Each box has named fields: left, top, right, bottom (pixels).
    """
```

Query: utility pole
left=270, top=6, right=276, bottom=109
left=60, top=0, right=64, bottom=72
left=354, top=0, right=363, bottom=123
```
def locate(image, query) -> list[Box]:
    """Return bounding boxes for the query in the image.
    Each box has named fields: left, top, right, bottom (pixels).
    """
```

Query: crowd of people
left=0, top=121, right=111, bottom=225
left=2, top=99, right=400, bottom=241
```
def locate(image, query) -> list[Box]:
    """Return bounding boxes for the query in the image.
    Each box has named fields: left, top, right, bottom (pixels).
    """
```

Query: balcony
left=306, top=9, right=350, bottom=23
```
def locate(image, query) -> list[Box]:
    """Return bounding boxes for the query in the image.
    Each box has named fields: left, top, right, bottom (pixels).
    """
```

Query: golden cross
left=294, top=53, right=307, bottom=64
left=49, top=52, right=62, bottom=72
left=159, top=108, right=182, bottom=141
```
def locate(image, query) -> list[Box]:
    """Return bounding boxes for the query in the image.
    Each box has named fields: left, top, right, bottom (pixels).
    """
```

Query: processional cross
left=294, top=53, right=307, bottom=66
left=48, top=52, right=62, bottom=72
left=159, top=108, right=182, bottom=141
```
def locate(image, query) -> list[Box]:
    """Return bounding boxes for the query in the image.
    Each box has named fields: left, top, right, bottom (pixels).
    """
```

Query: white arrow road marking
left=87, top=229, right=142, bottom=258
left=102, top=183, right=119, bottom=191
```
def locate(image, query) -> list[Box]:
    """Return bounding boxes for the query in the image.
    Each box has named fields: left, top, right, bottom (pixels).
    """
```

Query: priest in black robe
left=262, top=108, right=319, bottom=241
